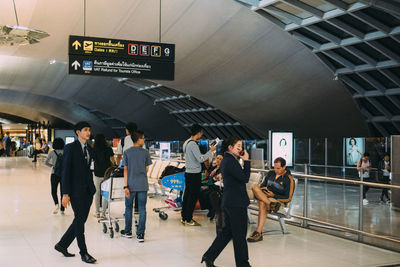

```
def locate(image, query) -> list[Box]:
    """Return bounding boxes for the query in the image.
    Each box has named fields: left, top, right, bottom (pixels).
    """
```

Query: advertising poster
left=160, top=142, right=171, bottom=159
left=113, top=138, right=120, bottom=148
left=271, top=132, right=293, bottom=167
left=346, top=137, right=365, bottom=166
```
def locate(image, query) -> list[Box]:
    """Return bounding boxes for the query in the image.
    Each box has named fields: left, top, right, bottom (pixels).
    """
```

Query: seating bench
left=247, top=174, right=297, bottom=235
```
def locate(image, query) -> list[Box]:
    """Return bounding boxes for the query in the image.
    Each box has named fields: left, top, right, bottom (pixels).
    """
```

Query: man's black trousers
left=58, top=194, right=93, bottom=255
left=181, top=172, right=201, bottom=222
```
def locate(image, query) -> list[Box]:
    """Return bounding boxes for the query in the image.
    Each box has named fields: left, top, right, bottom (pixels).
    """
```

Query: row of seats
left=147, top=158, right=185, bottom=195
left=146, top=158, right=295, bottom=234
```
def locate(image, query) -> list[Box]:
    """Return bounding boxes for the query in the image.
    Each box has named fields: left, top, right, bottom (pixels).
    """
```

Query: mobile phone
left=262, top=189, right=269, bottom=194
left=239, top=150, right=245, bottom=156
left=210, top=137, right=220, bottom=146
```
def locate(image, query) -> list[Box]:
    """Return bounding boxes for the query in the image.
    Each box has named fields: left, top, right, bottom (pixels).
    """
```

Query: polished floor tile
left=0, top=157, right=399, bottom=267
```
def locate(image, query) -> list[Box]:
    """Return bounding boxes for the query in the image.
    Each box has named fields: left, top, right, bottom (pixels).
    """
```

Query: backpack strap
left=121, top=137, right=125, bottom=150
left=183, top=140, right=196, bottom=154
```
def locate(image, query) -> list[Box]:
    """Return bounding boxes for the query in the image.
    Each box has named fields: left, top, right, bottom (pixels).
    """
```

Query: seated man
left=247, top=157, right=294, bottom=242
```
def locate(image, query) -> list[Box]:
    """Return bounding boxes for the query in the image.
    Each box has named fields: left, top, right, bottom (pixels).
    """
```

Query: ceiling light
left=0, top=25, right=49, bottom=46
left=0, top=1, right=49, bottom=46
left=49, top=59, right=56, bottom=64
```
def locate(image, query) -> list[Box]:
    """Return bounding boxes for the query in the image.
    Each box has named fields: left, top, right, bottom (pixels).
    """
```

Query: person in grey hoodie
left=181, top=124, right=216, bottom=226
left=45, top=138, right=65, bottom=215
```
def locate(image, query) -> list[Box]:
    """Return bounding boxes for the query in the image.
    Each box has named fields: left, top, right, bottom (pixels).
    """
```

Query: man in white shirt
left=116, top=122, right=139, bottom=213
left=116, top=122, right=137, bottom=166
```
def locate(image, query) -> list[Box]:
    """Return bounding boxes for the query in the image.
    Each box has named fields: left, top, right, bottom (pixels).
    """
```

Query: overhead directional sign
left=68, top=35, right=175, bottom=80
left=68, top=55, right=174, bottom=80
left=69, top=35, right=175, bottom=62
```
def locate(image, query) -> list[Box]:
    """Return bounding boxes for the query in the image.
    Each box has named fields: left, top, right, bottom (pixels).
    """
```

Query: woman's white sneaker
left=53, top=204, right=60, bottom=214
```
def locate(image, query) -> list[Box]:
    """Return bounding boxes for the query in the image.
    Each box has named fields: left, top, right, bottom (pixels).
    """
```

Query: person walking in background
left=115, top=122, right=140, bottom=214
left=181, top=124, right=216, bottom=226
left=116, top=122, right=137, bottom=166
left=4, top=132, right=11, bottom=157
left=357, top=152, right=372, bottom=205
left=202, top=136, right=251, bottom=267
left=379, top=154, right=391, bottom=203
left=32, top=137, right=43, bottom=162
left=93, top=134, right=116, bottom=218
left=45, top=138, right=65, bottom=215
left=0, top=137, right=5, bottom=157
left=54, top=122, right=97, bottom=264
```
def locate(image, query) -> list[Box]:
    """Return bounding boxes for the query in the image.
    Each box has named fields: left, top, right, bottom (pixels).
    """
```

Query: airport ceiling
left=1, top=0, right=397, bottom=139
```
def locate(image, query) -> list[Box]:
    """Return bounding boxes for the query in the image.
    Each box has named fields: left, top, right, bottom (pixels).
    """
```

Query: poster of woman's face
left=346, top=137, right=365, bottom=166
left=272, top=132, right=293, bottom=167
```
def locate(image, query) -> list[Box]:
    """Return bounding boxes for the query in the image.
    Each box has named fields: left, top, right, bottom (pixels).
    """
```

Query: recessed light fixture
left=49, top=59, right=56, bottom=64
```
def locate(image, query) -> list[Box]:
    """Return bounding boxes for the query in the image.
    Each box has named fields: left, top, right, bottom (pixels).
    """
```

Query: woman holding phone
left=202, top=136, right=251, bottom=267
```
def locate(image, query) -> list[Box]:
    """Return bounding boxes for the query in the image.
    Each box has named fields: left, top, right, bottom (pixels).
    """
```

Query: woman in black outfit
left=202, top=136, right=251, bottom=267
left=93, top=134, right=115, bottom=218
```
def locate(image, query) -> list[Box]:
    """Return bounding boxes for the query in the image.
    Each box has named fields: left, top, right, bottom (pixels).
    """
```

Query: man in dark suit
left=54, top=122, right=97, bottom=264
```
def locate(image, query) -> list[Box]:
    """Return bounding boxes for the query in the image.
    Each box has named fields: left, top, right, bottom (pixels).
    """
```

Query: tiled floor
left=0, top=157, right=399, bottom=267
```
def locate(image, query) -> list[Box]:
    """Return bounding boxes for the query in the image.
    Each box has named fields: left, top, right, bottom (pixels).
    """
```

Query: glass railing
left=153, top=157, right=400, bottom=252
left=251, top=165, right=400, bottom=252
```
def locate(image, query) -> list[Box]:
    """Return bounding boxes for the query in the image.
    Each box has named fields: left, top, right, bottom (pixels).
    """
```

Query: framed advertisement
left=160, top=142, right=171, bottom=159
left=271, top=132, right=294, bottom=167
left=345, top=137, right=365, bottom=166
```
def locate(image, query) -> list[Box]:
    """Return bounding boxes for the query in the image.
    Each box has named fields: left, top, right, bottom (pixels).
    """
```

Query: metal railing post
left=358, top=169, right=364, bottom=242
left=303, top=163, right=309, bottom=228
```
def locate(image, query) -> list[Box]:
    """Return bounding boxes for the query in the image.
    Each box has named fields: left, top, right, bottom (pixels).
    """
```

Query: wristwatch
left=123, top=186, right=129, bottom=189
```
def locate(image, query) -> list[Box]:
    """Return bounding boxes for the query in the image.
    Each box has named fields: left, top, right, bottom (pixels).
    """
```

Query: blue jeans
left=125, top=191, right=147, bottom=235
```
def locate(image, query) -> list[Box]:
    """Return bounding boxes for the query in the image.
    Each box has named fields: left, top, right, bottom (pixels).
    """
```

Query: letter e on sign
left=128, top=44, right=138, bottom=55
left=140, top=45, right=150, bottom=56
left=151, top=46, right=161, bottom=57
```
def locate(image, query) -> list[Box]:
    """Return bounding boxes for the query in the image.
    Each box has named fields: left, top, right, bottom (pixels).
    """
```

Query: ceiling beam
left=281, top=0, right=325, bottom=18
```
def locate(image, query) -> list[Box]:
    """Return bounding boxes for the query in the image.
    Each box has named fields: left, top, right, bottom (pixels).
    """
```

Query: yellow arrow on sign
left=72, top=40, right=81, bottom=50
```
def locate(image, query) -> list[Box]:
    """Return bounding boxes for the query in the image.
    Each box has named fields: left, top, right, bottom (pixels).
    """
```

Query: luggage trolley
left=153, top=171, right=185, bottom=220
left=98, top=168, right=125, bottom=238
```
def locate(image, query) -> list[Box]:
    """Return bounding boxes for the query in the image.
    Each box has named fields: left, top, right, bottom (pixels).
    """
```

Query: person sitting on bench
left=247, top=157, right=294, bottom=243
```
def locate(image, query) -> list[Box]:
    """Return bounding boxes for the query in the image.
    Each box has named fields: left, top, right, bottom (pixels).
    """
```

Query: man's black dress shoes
left=81, top=253, right=97, bottom=264
left=54, top=243, right=75, bottom=257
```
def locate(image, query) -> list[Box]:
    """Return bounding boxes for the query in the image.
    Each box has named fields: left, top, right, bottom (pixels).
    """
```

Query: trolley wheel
left=102, top=223, right=107, bottom=233
left=159, top=211, right=168, bottom=220
left=115, top=222, right=120, bottom=233
left=110, top=228, right=114, bottom=238
left=153, top=208, right=160, bottom=213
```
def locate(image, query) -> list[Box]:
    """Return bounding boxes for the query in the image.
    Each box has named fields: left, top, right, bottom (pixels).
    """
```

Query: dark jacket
left=93, top=146, right=114, bottom=177
left=221, top=152, right=251, bottom=208
left=260, top=169, right=294, bottom=203
left=61, top=140, right=96, bottom=197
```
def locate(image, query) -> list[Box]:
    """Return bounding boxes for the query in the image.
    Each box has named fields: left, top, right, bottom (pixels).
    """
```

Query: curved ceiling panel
left=0, top=56, right=189, bottom=140
left=235, top=0, right=400, bottom=136
left=0, top=89, right=112, bottom=134
left=160, top=2, right=368, bottom=137
left=0, top=0, right=375, bottom=140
